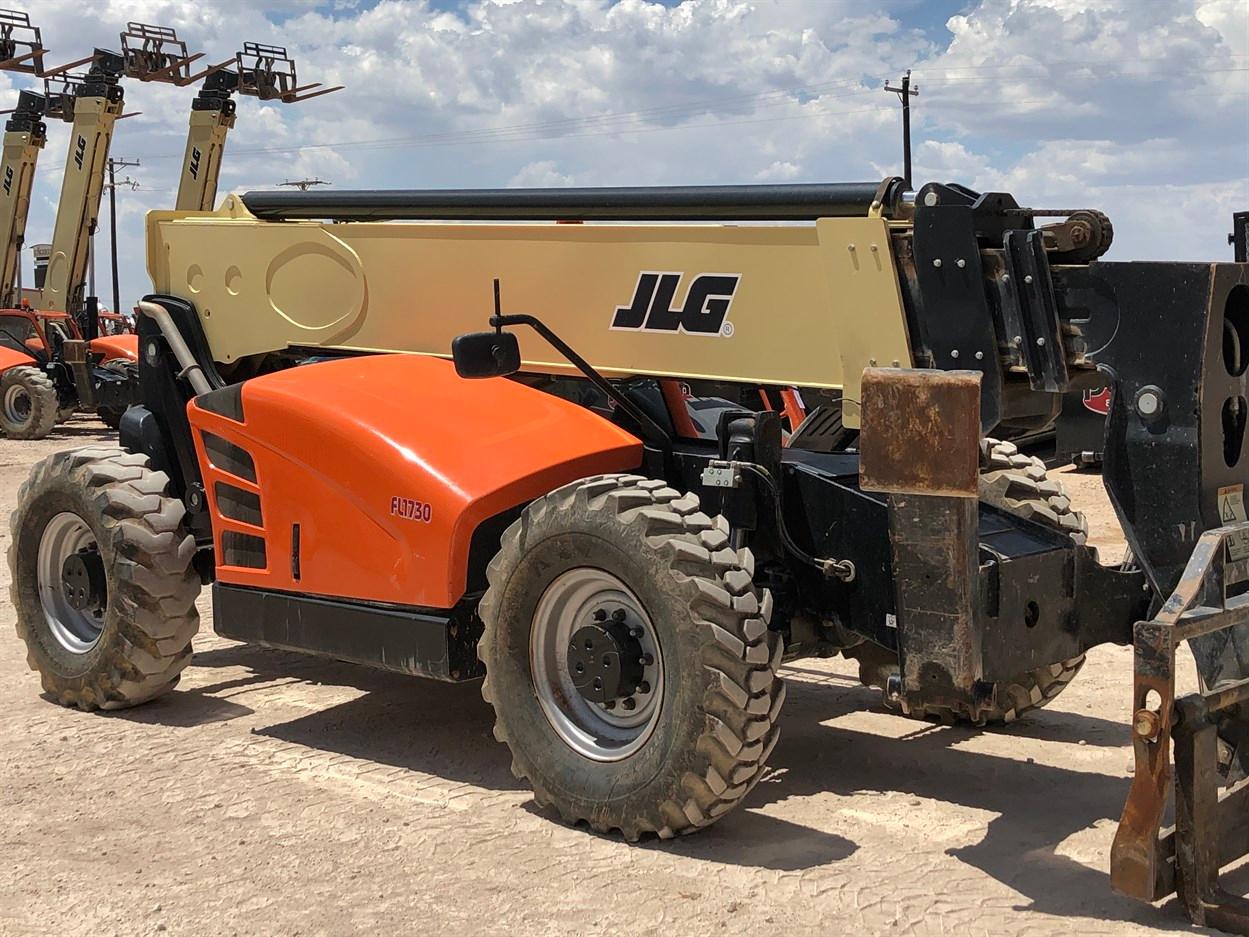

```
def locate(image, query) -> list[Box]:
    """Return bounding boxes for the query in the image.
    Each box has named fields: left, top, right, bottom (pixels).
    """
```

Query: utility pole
left=884, top=70, right=919, bottom=188
left=278, top=178, right=330, bottom=191
left=105, top=156, right=140, bottom=313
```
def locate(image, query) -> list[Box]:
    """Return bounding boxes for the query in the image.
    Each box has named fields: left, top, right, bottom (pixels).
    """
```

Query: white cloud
left=508, top=160, right=579, bottom=187
left=754, top=160, right=802, bottom=181
left=1, top=0, right=1243, bottom=307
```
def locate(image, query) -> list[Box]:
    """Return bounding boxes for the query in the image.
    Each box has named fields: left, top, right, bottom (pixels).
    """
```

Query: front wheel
left=8, top=447, right=201, bottom=710
left=1, top=365, right=58, bottom=439
left=479, top=475, right=784, bottom=840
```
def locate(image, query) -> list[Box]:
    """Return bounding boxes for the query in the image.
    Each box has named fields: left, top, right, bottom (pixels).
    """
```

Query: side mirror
left=452, top=330, right=520, bottom=379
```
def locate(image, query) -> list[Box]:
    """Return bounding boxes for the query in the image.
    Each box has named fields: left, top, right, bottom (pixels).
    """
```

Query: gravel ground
left=0, top=422, right=1224, bottom=937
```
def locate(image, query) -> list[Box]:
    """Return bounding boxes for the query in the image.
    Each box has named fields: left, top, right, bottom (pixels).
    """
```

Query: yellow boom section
left=146, top=195, right=913, bottom=426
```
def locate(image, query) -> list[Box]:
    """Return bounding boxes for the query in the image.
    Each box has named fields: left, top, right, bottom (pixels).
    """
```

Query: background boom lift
left=0, top=89, right=45, bottom=307
left=176, top=41, right=341, bottom=212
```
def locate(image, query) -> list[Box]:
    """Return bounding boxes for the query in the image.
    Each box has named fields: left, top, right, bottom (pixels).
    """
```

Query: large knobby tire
left=8, top=447, right=201, bottom=710
left=479, top=474, right=784, bottom=840
left=902, top=438, right=1089, bottom=724
left=1, top=365, right=58, bottom=440
left=979, top=437, right=1087, bottom=545
left=96, top=359, right=137, bottom=430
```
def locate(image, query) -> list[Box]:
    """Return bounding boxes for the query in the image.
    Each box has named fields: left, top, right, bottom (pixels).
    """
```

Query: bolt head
left=923, top=191, right=939, bottom=207
left=611, top=608, right=626, bottom=622
left=932, top=258, right=943, bottom=268
left=637, top=681, right=651, bottom=695
left=622, top=697, right=637, bottom=711
left=956, top=258, right=966, bottom=269
left=1136, top=386, right=1164, bottom=419
left=593, top=609, right=607, bottom=622
left=950, top=349, right=960, bottom=359
left=1133, top=708, right=1161, bottom=740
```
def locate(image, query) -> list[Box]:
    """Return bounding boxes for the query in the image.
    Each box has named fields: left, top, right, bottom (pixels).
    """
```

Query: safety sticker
left=1217, top=485, right=1249, bottom=561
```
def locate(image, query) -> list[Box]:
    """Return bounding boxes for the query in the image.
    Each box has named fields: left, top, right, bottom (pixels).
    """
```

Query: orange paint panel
left=89, top=334, right=139, bottom=362
left=188, top=354, right=643, bottom=607
left=0, top=345, right=36, bottom=374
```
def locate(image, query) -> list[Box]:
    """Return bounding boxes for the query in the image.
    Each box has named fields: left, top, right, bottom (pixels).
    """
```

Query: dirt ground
left=0, top=423, right=1224, bottom=937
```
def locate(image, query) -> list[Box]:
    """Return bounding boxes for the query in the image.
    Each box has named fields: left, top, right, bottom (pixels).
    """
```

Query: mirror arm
left=491, top=312, right=673, bottom=453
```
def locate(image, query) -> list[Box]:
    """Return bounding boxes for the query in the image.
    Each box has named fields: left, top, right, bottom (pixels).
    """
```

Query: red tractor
left=0, top=304, right=138, bottom=437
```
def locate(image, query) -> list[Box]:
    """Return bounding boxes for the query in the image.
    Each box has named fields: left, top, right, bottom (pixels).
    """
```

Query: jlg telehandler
left=0, top=20, right=337, bottom=439
left=0, top=18, right=142, bottom=439
left=8, top=176, right=1249, bottom=930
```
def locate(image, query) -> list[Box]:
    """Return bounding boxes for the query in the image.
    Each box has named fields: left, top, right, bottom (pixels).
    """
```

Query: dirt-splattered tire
left=479, top=474, right=783, bottom=840
left=901, top=437, right=1088, bottom=724
left=96, top=359, right=136, bottom=430
left=7, top=447, right=201, bottom=710
left=1, top=365, right=58, bottom=440
left=979, top=437, right=1087, bottom=545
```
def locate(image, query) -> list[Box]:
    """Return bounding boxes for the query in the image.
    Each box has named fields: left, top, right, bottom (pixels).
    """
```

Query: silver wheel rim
left=530, top=568, right=665, bottom=762
left=37, top=513, right=105, bottom=654
left=3, top=383, right=31, bottom=425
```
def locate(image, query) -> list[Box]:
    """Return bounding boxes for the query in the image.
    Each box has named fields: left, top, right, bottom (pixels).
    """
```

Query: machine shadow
left=174, top=641, right=1173, bottom=898
left=749, top=676, right=1180, bottom=929
left=191, top=641, right=524, bottom=793
left=47, top=422, right=114, bottom=440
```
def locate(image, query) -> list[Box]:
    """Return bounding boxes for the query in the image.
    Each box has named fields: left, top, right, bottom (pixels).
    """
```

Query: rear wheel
left=96, top=359, right=136, bottom=430
left=1, top=366, right=58, bottom=440
left=7, top=447, right=201, bottom=710
left=479, top=474, right=783, bottom=840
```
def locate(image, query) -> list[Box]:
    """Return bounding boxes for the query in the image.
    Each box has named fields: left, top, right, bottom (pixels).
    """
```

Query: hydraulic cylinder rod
left=240, top=180, right=904, bottom=222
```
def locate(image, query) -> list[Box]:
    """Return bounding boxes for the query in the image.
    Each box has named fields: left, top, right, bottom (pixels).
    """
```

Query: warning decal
left=1217, top=484, right=1249, bottom=561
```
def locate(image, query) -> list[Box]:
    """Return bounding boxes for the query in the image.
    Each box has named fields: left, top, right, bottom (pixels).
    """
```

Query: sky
left=4, top=0, right=1247, bottom=310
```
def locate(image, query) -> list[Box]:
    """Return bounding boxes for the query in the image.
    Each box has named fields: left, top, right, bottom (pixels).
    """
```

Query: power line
left=278, top=178, right=331, bottom=191
left=106, top=157, right=140, bottom=314
left=31, top=62, right=1249, bottom=174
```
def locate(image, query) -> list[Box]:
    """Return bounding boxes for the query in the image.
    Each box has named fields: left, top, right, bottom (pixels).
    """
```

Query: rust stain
left=859, top=367, right=982, bottom=497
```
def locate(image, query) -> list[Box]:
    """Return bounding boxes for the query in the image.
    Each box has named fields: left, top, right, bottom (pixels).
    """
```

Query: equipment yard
left=0, top=425, right=1211, bottom=937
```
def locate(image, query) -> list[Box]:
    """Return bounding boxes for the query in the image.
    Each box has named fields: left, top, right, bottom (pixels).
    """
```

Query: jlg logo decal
left=2, top=166, right=11, bottom=195
left=189, top=146, right=202, bottom=180
left=390, top=496, right=433, bottom=523
left=612, top=272, right=741, bottom=337
left=73, top=136, right=86, bottom=170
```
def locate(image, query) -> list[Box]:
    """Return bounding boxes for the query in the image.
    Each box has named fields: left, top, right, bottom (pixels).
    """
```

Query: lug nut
left=593, top=609, right=607, bottom=622
left=604, top=700, right=616, bottom=710
left=637, top=681, right=651, bottom=694
left=640, top=653, right=654, bottom=667
left=630, top=627, right=643, bottom=639
left=611, top=609, right=626, bottom=622
left=622, top=697, right=637, bottom=711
